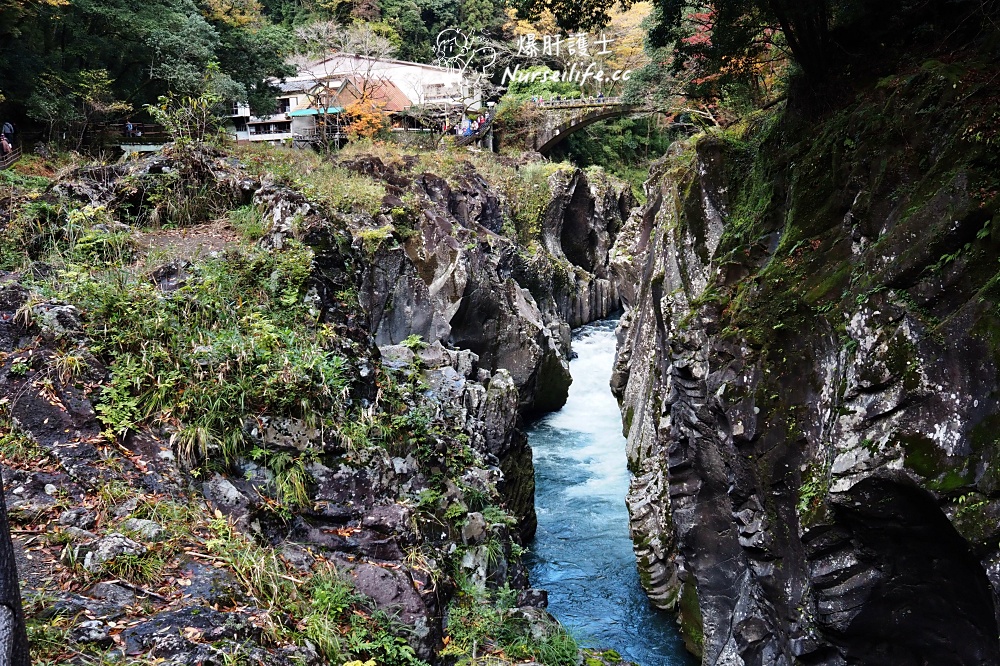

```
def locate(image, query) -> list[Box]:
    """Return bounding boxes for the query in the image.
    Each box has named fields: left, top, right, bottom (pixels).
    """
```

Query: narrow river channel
left=526, top=319, right=695, bottom=666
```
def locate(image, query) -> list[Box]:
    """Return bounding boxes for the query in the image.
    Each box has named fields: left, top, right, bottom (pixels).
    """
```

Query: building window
left=277, top=98, right=291, bottom=113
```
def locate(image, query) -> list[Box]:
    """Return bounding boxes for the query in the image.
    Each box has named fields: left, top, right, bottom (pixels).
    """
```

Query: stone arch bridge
left=529, top=97, right=639, bottom=153
left=458, top=97, right=644, bottom=154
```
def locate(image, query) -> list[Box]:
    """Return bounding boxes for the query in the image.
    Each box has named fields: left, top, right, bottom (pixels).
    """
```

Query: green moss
left=797, top=462, right=831, bottom=527
left=678, top=578, right=704, bottom=657
left=951, top=493, right=994, bottom=545
left=927, top=469, right=971, bottom=493
left=623, top=405, right=635, bottom=436
left=971, top=309, right=1000, bottom=366
left=803, top=261, right=851, bottom=305
left=970, top=414, right=1000, bottom=495
left=900, top=433, right=944, bottom=478
left=356, top=225, right=396, bottom=256
left=897, top=433, right=971, bottom=491
left=581, top=649, right=624, bottom=665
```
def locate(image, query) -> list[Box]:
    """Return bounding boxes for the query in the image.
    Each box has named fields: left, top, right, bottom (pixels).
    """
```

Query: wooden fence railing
left=0, top=146, right=22, bottom=170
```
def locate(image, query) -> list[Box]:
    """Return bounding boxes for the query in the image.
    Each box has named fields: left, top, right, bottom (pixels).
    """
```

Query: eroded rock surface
left=614, top=75, right=1000, bottom=665
left=350, top=157, right=633, bottom=416
left=0, top=145, right=629, bottom=665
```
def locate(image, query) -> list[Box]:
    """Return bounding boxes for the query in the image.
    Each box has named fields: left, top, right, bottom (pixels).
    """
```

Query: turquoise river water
left=525, top=319, right=696, bottom=666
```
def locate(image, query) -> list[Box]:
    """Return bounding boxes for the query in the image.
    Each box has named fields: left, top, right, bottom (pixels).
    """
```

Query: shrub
left=443, top=584, right=578, bottom=666
left=51, top=241, right=349, bottom=469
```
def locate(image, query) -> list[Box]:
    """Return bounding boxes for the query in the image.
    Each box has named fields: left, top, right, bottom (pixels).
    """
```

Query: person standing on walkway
left=1, top=121, right=12, bottom=145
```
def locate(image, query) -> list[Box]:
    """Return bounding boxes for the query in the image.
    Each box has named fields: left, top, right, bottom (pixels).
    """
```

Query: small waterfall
left=526, top=319, right=695, bottom=665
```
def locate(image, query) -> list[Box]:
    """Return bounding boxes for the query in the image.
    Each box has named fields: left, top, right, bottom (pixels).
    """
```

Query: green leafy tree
left=145, top=70, right=232, bottom=142
left=648, top=0, right=1000, bottom=90
left=512, top=0, right=633, bottom=31
left=416, top=0, right=460, bottom=43
left=215, top=24, right=296, bottom=114
left=459, top=0, right=502, bottom=36
left=147, top=10, right=222, bottom=94
left=0, top=0, right=294, bottom=132
left=382, top=0, right=432, bottom=61
left=25, top=69, right=131, bottom=145
left=648, top=0, right=826, bottom=83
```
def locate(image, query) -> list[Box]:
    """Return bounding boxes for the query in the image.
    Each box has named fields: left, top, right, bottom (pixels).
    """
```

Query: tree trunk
left=768, top=0, right=830, bottom=82
left=0, top=470, right=30, bottom=666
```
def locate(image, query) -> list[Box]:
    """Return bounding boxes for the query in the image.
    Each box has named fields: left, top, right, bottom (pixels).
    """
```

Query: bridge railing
left=91, top=122, right=170, bottom=145
left=454, top=109, right=497, bottom=147
left=535, top=97, right=625, bottom=109
left=0, top=146, right=22, bottom=171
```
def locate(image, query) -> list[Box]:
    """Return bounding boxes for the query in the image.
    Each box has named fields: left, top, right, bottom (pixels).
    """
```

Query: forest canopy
left=3, top=0, right=997, bottom=140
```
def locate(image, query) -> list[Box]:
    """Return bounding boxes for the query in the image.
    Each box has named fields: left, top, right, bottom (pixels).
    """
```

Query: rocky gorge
left=0, top=142, right=634, bottom=665
left=3, top=32, right=999, bottom=666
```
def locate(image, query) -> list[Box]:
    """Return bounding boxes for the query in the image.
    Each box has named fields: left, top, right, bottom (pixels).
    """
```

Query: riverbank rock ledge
left=613, top=76, right=1000, bottom=665
left=0, top=145, right=631, bottom=665
left=350, top=157, right=633, bottom=416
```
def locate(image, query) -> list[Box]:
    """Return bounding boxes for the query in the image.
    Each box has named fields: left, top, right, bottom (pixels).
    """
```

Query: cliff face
left=613, top=65, right=1000, bottom=665
left=353, top=157, right=631, bottom=418
left=0, top=143, right=633, bottom=665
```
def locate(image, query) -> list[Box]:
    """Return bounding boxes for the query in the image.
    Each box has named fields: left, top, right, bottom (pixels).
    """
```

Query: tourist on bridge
left=1, top=121, right=12, bottom=145
left=0, top=135, right=11, bottom=156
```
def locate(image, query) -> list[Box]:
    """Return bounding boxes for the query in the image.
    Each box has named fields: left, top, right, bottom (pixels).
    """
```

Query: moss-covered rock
left=613, top=50, right=1000, bottom=664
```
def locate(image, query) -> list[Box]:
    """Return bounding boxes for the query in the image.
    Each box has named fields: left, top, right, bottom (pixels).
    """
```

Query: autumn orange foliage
left=345, top=98, right=388, bottom=140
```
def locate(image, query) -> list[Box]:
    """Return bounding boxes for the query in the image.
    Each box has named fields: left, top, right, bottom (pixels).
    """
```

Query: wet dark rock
left=4, top=468, right=85, bottom=520
left=71, top=619, right=112, bottom=646
left=78, top=533, right=146, bottom=572
left=336, top=555, right=440, bottom=660
left=123, top=518, right=164, bottom=541
left=112, top=496, right=141, bottom=518
left=461, top=511, right=487, bottom=544
left=59, top=507, right=96, bottom=530
left=119, top=606, right=260, bottom=657
left=516, top=588, right=548, bottom=608
left=29, top=591, right=127, bottom=621
left=202, top=474, right=255, bottom=521
left=0, top=291, right=112, bottom=487
left=180, top=561, right=244, bottom=606
left=355, top=160, right=633, bottom=416
left=615, top=111, right=1000, bottom=664
left=89, top=581, right=137, bottom=607
left=149, top=260, right=190, bottom=292
left=361, top=503, right=415, bottom=538
left=280, top=542, right=317, bottom=572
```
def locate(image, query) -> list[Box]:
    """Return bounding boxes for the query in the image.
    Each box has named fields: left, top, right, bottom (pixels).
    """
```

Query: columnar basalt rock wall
left=612, top=71, right=1000, bottom=665
left=354, top=158, right=633, bottom=417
